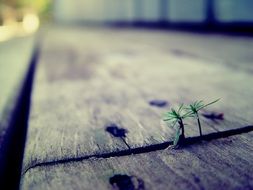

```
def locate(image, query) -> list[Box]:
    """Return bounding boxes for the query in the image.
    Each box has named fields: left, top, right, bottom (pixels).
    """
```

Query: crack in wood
left=21, top=125, right=253, bottom=177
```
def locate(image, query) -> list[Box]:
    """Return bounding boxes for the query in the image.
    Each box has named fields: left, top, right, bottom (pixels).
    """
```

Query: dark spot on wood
left=194, top=176, right=200, bottom=183
left=109, top=174, right=145, bottom=190
left=202, top=112, right=224, bottom=121
left=105, top=124, right=128, bottom=138
left=149, top=100, right=168, bottom=107
left=170, top=49, right=200, bottom=59
left=171, top=49, right=186, bottom=56
left=44, top=49, right=100, bottom=81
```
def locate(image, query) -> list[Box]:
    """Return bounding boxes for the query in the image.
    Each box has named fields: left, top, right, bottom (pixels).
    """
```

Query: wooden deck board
left=0, top=36, right=35, bottom=150
left=21, top=132, right=253, bottom=190
left=22, top=26, right=253, bottom=177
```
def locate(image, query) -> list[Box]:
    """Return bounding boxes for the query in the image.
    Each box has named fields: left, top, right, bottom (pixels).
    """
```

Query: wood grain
left=22, top=26, right=253, bottom=174
left=21, top=132, right=253, bottom=190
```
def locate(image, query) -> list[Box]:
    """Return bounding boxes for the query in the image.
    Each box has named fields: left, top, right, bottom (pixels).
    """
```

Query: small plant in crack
left=163, top=104, right=192, bottom=147
left=186, top=99, right=220, bottom=138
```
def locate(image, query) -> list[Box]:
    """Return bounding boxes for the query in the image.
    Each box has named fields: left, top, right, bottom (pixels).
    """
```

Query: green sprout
left=186, top=99, right=220, bottom=138
left=163, top=104, right=192, bottom=146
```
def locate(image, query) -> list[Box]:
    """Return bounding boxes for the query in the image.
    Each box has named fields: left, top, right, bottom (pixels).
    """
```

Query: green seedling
left=186, top=99, right=220, bottom=138
left=163, top=104, right=192, bottom=146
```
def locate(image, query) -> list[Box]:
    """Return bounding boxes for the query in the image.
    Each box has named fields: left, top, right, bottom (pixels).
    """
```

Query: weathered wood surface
left=22, top=26, right=253, bottom=175
left=21, top=131, right=253, bottom=190
left=0, top=36, right=35, bottom=149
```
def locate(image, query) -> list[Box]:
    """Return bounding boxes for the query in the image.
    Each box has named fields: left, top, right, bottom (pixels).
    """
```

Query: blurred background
left=0, top=0, right=51, bottom=41
left=53, top=0, right=253, bottom=25
left=0, top=0, right=253, bottom=42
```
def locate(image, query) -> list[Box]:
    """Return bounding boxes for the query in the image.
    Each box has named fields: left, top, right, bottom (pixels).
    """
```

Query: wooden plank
left=0, top=36, right=35, bottom=188
left=21, top=132, right=253, bottom=190
left=0, top=36, right=35, bottom=149
left=22, top=26, right=253, bottom=173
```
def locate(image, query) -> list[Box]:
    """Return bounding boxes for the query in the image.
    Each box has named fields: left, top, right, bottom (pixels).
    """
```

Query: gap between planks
left=21, top=124, right=253, bottom=177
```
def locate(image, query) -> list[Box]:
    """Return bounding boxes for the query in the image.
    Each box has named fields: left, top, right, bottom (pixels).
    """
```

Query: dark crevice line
left=0, top=46, right=39, bottom=190
left=121, top=137, right=131, bottom=150
left=22, top=125, right=253, bottom=176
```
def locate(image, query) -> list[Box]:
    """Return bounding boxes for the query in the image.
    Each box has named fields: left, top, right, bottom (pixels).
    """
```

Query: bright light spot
left=22, top=13, right=40, bottom=33
left=0, top=13, right=39, bottom=42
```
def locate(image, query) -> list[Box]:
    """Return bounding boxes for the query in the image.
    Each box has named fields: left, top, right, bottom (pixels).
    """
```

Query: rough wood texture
left=21, top=132, right=253, bottom=190
left=22, top=26, right=253, bottom=175
left=0, top=36, right=35, bottom=148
